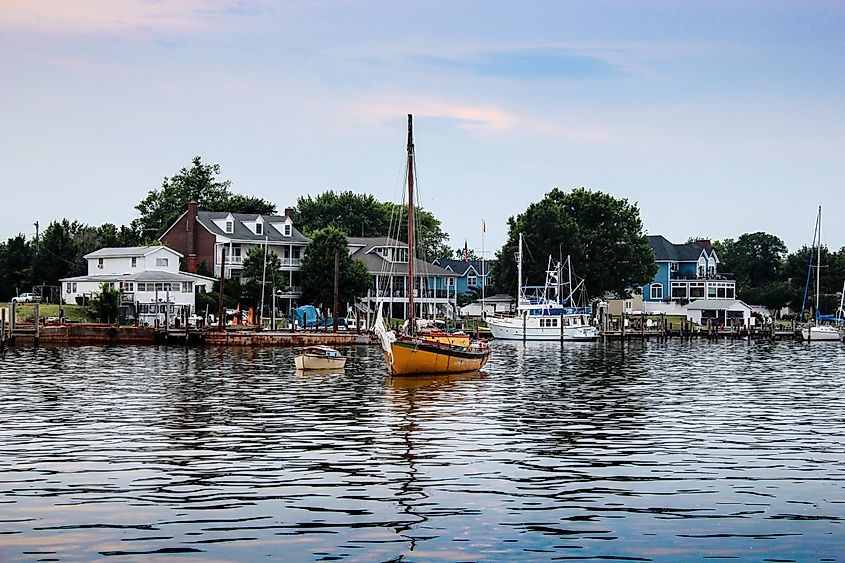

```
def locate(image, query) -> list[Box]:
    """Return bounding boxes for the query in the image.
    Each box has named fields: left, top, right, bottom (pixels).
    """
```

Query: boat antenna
left=407, top=114, right=416, bottom=335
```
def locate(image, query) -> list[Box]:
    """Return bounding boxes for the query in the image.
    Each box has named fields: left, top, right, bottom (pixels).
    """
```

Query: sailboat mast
left=517, top=233, right=523, bottom=302
left=407, top=114, right=416, bottom=334
left=816, top=205, right=822, bottom=318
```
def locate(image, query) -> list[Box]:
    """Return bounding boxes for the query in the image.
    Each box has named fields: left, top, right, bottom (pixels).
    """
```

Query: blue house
left=643, top=236, right=736, bottom=303
left=432, top=258, right=492, bottom=296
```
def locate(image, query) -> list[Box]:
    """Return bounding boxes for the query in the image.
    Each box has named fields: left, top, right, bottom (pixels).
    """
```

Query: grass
left=0, top=303, right=95, bottom=323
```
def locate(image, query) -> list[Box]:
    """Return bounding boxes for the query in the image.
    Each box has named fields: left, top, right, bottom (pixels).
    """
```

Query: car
left=11, top=293, right=39, bottom=303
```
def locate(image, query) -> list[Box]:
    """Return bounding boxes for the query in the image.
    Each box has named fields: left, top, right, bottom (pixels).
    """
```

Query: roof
left=432, top=258, right=488, bottom=276
left=686, top=299, right=750, bottom=310
left=347, top=237, right=454, bottom=277
left=196, top=211, right=310, bottom=244
left=84, top=246, right=182, bottom=259
left=648, top=235, right=709, bottom=262
left=60, top=271, right=215, bottom=283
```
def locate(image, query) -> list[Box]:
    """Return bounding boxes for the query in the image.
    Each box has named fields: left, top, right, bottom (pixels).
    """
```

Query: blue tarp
left=290, top=305, right=346, bottom=328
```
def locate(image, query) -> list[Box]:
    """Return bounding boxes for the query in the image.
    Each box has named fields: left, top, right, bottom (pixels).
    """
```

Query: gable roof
left=196, top=211, right=310, bottom=244
left=686, top=299, right=750, bottom=310
left=432, top=258, right=488, bottom=276
left=348, top=237, right=454, bottom=277
left=84, top=246, right=182, bottom=259
left=648, top=235, right=709, bottom=262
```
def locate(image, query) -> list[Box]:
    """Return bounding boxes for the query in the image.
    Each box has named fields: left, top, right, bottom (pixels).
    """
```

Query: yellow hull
left=388, top=338, right=490, bottom=375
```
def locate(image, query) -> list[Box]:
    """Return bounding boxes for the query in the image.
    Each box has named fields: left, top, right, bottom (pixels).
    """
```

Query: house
left=348, top=237, right=458, bottom=320
left=643, top=236, right=736, bottom=305
left=160, top=201, right=310, bottom=313
left=60, top=246, right=215, bottom=325
left=686, top=299, right=755, bottom=328
left=432, top=258, right=492, bottom=296
left=459, top=293, right=515, bottom=318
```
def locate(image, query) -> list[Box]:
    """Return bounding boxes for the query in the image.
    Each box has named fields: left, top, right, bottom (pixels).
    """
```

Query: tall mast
left=816, top=205, right=822, bottom=318
left=517, top=233, right=523, bottom=302
left=407, top=114, right=416, bottom=334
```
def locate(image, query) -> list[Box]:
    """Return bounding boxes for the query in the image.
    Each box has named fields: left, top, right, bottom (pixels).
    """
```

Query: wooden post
left=218, top=246, right=226, bottom=329
left=34, top=302, right=40, bottom=342
left=1, top=308, right=5, bottom=350
left=356, top=306, right=361, bottom=334
left=522, top=311, right=527, bottom=342
left=560, top=311, right=564, bottom=342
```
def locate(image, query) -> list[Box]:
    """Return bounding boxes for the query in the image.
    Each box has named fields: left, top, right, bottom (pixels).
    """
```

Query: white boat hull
left=488, top=316, right=600, bottom=341
left=294, top=355, right=347, bottom=370
left=800, top=326, right=842, bottom=342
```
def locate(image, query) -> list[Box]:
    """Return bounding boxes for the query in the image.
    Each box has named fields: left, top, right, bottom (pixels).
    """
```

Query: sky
left=2, top=0, right=844, bottom=257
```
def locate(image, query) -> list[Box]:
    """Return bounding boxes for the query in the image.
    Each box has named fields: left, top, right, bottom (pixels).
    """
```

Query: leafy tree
left=739, top=281, right=796, bottom=317
left=783, top=244, right=845, bottom=314
left=714, top=232, right=787, bottom=289
left=299, top=226, right=371, bottom=312
left=133, top=156, right=277, bottom=239
left=241, top=245, right=288, bottom=309
left=30, top=220, right=84, bottom=290
left=0, top=235, right=34, bottom=300
left=90, top=283, right=120, bottom=323
left=295, top=190, right=451, bottom=261
left=453, top=246, right=481, bottom=261
left=492, top=187, right=656, bottom=299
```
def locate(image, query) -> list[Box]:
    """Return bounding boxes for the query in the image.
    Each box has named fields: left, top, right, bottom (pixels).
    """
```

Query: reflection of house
left=160, top=201, right=310, bottom=313
left=59, top=246, right=214, bottom=324
left=643, top=236, right=736, bottom=304
left=348, top=237, right=458, bottom=319
left=431, top=258, right=492, bottom=295
left=686, top=299, right=754, bottom=328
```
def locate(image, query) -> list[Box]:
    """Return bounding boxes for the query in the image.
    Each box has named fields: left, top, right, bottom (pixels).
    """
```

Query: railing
left=120, top=292, right=134, bottom=304
left=225, top=256, right=243, bottom=265
left=278, top=286, right=302, bottom=296
left=280, top=258, right=301, bottom=267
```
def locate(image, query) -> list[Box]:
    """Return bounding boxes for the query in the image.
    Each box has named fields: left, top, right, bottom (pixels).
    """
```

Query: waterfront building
left=642, top=236, right=736, bottom=305
left=431, top=258, right=492, bottom=296
left=686, top=299, right=755, bottom=328
left=160, top=201, right=309, bottom=313
left=59, top=246, right=215, bottom=324
left=348, top=237, right=458, bottom=320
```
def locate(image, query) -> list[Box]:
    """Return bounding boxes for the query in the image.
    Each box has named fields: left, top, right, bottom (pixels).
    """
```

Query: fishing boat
left=487, top=233, right=600, bottom=341
left=799, top=206, right=842, bottom=342
left=294, top=346, right=347, bottom=370
left=373, top=115, right=491, bottom=375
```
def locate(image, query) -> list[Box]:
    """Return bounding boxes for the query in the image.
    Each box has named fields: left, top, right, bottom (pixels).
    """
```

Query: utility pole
left=34, top=221, right=40, bottom=252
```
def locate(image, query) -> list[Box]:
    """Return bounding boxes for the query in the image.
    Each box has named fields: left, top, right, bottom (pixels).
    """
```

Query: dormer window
left=256, top=223, right=263, bottom=235
left=284, top=224, right=291, bottom=236
left=225, top=221, right=233, bottom=234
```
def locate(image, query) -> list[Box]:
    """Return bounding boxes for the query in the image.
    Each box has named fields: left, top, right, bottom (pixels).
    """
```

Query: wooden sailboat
left=374, top=115, right=492, bottom=375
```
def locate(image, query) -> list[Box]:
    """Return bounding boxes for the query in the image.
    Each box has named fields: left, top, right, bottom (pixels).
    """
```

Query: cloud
left=416, top=49, right=623, bottom=80
left=0, top=0, right=260, bottom=33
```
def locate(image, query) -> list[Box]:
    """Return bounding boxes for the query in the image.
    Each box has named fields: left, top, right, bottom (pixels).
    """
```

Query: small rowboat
left=294, top=346, right=347, bottom=370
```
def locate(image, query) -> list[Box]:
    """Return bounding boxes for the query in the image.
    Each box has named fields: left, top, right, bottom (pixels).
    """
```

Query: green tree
left=492, top=187, right=656, bottom=299
left=739, top=281, right=796, bottom=317
left=714, top=232, right=787, bottom=289
left=299, top=226, right=371, bottom=313
left=0, top=234, right=34, bottom=300
left=90, top=283, right=120, bottom=323
left=30, top=220, right=84, bottom=291
left=241, top=245, right=288, bottom=309
left=295, top=190, right=451, bottom=260
left=133, top=156, right=277, bottom=239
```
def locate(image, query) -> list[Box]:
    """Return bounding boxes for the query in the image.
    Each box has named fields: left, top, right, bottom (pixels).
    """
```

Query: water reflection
left=1, top=340, right=844, bottom=560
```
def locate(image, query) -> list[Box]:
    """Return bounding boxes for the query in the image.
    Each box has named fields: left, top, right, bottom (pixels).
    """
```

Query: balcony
left=278, top=286, right=302, bottom=296
left=121, top=292, right=134, bottom=304
left=280, top=258, right=301, bottom=267
left=225, top=255, right=243, bottom=265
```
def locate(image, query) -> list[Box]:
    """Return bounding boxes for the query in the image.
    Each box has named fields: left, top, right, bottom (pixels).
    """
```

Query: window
left=131, top=257, right=137, bottom=268
left=650, top=283, right=663, bottom=300
left=284, top=224, right=291, bottom=236
left=182, top=282, right=193, bottom=293
left=156, top=258, right=169, bottom=267
left=671, top=282, right=687, bottom=299
left=467, top=274, right=477, bottom=287
left=256, top=223, right=263, bottom=235
left=446, top=277, right=455, bottom=287
left=225, top=221, right=233, bottom=233
left=98, top=258, right=103, bottom=269
left=708, top=285, right=717, bottom=298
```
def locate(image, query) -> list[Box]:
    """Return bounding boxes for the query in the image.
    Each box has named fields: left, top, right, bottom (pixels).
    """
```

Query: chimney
left=284, top=206, right=295, bottom=220
left=186, top=200, right=198, bottom=273
left=694, top=238, right=712, bottom=251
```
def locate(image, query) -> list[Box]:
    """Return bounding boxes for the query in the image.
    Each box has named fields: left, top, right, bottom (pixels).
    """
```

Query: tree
left=241, top=244, right=288, bottom=309
left=299, top=226, right=371, bottom=312
left=453, top=246, right=481, bottom=261
left=295, top=190, right=451, bottom=261
left=0, top=235, right=34, bottom=300
left=90, top=283, right=120, bottom=323
left=714, top=232, right=787, bottom=289
left=492, top=187, right=656, bottom=299
left=30, top=220, right=84, bottom=291
left=133, top=156, right=277, bottom=239
left=739, top=281, right=796, bottom=317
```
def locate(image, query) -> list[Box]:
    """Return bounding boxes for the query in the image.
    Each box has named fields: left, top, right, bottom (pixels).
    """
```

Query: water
left=1, top=340, right=844, bottom=561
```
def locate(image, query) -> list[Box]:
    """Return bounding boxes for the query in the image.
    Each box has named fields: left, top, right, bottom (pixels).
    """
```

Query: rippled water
left=1, top=340, right=844, bottom=561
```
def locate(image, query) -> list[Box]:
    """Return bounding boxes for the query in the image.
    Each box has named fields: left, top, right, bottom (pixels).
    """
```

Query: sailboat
left=487, top=233, right=600, bottom=341
left=373, top=115, right=492, bottom=375
left=800, top=206, right=842, bottom=342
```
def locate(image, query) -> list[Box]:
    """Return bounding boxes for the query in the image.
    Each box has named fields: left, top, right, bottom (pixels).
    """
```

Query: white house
left=685, top=299, right=755, bottom=328
left=60, top=246, right=215, bottom=325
